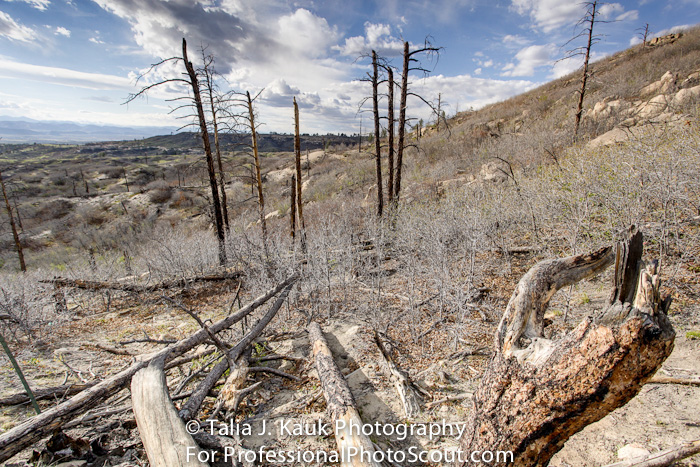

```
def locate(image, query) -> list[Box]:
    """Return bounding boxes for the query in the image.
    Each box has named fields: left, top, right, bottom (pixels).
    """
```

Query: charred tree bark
left=0, top=170, right=25, bottom=272
left=459, top=228, right=675, bottom=466
left=131, top=356, right=208, bottom=467
left=308, top=322, right=381, bottom=467
left=386, top=67, right=395, bottom=205
left=182, top=38, right=226, bottom=265
left=293, top=97, right=307, bottom=252
left=371, top=50, right=383, bottom=217
left=394, top=41, right=409, bottom=202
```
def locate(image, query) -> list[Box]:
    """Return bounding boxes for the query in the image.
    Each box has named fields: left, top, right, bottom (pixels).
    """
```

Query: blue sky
left=0, top=0, right=698, bottom=134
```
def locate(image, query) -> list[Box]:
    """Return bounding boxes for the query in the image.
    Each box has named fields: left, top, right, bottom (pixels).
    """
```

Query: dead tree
left=246, top=90, right=271, bottom=263
left=293, top=97, right=307, bottom=251
left=201, top=48, right=230, bottom=234
left=563, top=1, right=607, bottom=142
left=459, top=228, right=675, bottom=466
left=637, top=23, right=652, bottom=47
left=371, top=50, right=384, bottom=217
left=125, top=38, right=226, bottom=265
left=394, top=39, right=441, bottom=201
left=0, top=170, right=25, bottom=272
left=386, top=67, right=395, bottom=205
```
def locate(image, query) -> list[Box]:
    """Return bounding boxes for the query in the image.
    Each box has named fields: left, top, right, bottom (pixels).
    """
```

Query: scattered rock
left=617, top=443, right=651, bottom=460
left=480, top=161, right=509, bottom=183
left=640, top=71, right=676, bottom=96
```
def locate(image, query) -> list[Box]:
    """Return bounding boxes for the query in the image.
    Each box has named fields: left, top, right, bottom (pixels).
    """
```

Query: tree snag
left=0, top=170, right=25, bottom=272
left=459, top=228, right=675, bottom=466
left=373, top=331, right=421, bottom=419
left=371, top=50, right=383, bottom=217
left=293, top=97, right=307, bottom=251
left=182, top=38, right=226, bottom=265
left=308, top=322, right=381, bottom=467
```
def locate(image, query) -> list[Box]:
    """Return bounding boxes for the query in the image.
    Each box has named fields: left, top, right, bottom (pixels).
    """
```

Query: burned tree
left=125, top=38, right=227, bottom=266
left=394, top=39, right=441, bottom=201
left=0, top=169, right=25, bottom=272
left=386, top=66, right=395, bottom=205
left=293, top=97, right=307, bottom=251
left=562, top=1, right=607, bottom=142
left=459, top=228, right=675, bottom=466
left=201, top=48, right=230, bottom=234
left=371, top=50, right=384, bottom=217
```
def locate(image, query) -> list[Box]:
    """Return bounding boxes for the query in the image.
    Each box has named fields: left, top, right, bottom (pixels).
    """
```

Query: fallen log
left=41, top=270, right=243, bottom=293
left=308, top=322, right=381, bottom=467
left=0, top=383, right=94, bottom=407
left=373, top=331, right=421, bottom=418
left=179, top=282, right=295, bottom=421
left=601, top=439, right=700, bottom=467
left=0, top=273, right=297, bottom=464
left=131, top=355, right=208, bottom=467
left=459, top=228, right=675, bottom=467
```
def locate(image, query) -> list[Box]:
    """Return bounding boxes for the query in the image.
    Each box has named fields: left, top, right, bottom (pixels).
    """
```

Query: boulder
left=640, top=71, right=676, bottom=96
left=480, top=161, right=509, bottom=183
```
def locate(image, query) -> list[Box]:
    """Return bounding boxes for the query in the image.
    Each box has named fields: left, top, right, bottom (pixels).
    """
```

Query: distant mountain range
left=0, top=116, right=178, bottom=143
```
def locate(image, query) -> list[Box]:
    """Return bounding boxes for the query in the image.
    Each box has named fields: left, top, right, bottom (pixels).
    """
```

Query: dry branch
left=459, top=228, right=675, bottom=467
left=0, top=274, right=297, bottom=463
left=179, top=282, right=295, bottom=421
left=131, top=355, right=208, bottom=467
left=308, top=322, right=381, bottom=467
left=646, top=375, right=700, bottom=386
left=374, top=331, right=421, bottom=418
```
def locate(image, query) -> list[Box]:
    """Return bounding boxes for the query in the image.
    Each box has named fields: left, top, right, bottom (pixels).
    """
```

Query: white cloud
left=5, top=0, right=50, bottom=11
left=89, top=37, right=105, bottom=44
left=335, top=22, right=404, bottom=57
left=474, top=67, right=482, bottom=75
left=502, top=44, right=555, bottom=77
left=276, top=8, right=338, bottom=58
left=598, top=3, right=624, bottom=20
left=55, top=26, right=71, bottom=37
left=483, top=59, right=494, bottom=68
left=0, top=11, right=36, bottom=42
left=502, top=34, right=530, bottom=47
left=510, top=0, right=584, bottom=33
left=0, top=58, right=133, bottom=91
left=616, top=10, right=638, bottom=22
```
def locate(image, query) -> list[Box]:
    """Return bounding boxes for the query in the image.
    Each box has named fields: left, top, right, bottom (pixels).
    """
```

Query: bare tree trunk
left=247, top=91, right=270, bottom=264
left=459, top=228, right=675, bottom=466
left=387, top=67, right=395, bottom=205
left=293, top=97, right=307, bottom=252
left=394, top=41, right=409, bottom=201
left=371, top=50, right=384, bottom=217
left=0, top=170, right=25, bottom=272
left=182, top=38, right=226, bottom=265
left=290, top=174, right=296, bottom=240
left=204, top=64, right=230, bottom=234
left=574, top=0, right=598, bottom=142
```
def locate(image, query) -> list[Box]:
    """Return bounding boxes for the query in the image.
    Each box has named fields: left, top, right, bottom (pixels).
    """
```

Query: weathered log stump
left=459, top=228, right=675, bottom=466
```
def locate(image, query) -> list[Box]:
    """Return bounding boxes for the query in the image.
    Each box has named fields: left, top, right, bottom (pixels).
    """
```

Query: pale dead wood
left=82, top=343, right=135, bottom=356
left=646, top=375, right=700, bottom=386
left=459, top=228, right=675, bottom=467
left=131, top=355, right=208, bottom=467
left=213, top=347, right=251, bottom=416
left=308, top=322, right=381, bottom=467
left=600, top=439, right=700, bottom=467
left=374, top=331, right=421, bottom=418
left=0, top=274, right=296, bottom=463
